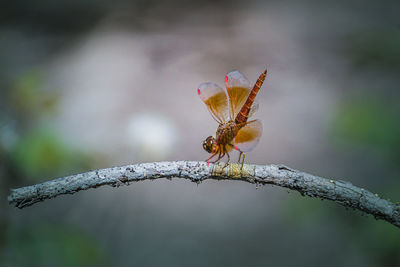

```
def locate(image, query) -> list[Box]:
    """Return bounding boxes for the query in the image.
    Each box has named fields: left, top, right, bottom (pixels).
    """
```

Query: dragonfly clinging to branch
left=197, top=69, right=267, bottom=168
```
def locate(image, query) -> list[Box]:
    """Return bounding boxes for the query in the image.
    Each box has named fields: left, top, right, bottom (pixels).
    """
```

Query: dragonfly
left=197, top=69, right=267, bottom=167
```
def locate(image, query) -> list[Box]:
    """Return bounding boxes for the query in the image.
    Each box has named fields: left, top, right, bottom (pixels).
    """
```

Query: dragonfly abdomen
left=235, top=69, right=267, bottom=124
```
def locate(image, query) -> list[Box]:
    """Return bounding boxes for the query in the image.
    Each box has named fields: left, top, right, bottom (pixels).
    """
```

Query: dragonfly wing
left=234, top=119, right=263, bottom=152
left=225, top=70, right=251, bottom=120
left=198, top=82, right=229, bottom=123
left=248, top=100, right=259, bottom=118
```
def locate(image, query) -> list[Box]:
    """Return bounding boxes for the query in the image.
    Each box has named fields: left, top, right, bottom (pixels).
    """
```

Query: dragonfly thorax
left=216, top=121, right=238, bottom=147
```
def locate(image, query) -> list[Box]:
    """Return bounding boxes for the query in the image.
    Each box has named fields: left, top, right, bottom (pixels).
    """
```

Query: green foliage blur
left=330, top=94, right=400, bottom=266
left=333, top=96, right=400, bottom=165
left=0, top=70, right=102, bottom=265
left=2, top=224, right=108, bottom=267
left=346, top=29, right=400, bottom=71
left=283, top=196, right=400, bottom=266
left=282, top=26, right=400, bottom=266
left=2, top=70, right=92, bottom=183
left=11, top=128, right=91, bottom=183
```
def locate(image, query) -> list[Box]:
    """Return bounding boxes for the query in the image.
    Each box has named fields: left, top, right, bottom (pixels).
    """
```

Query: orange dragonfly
left=197, top=69, right=267, bottom=167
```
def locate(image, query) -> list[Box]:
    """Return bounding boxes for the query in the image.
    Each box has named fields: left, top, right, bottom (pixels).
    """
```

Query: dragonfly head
left=202, top=136, right=217, bottom=153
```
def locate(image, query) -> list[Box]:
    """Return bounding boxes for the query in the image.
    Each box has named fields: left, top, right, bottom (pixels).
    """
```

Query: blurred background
left=1, top=0, right=399, bottom=266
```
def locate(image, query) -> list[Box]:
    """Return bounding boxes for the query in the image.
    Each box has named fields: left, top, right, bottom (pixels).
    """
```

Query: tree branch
left=7, top=161, right=400, bottom=228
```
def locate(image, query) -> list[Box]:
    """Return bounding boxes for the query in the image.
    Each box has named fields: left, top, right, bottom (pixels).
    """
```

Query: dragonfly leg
left=240, top=153, right=246, bottom=170
left=206, top=153, right=218, bottom=166
left=221, top=144, right=231, bottom=169
left=237, top=151, right=246, bottom=169
left=220, top=152, right=227, bottom=168
left=238, top=151, right=242, bottom=163
left=210, top=149, right=223, bottom=164
left=216, top=148, right=225, bottom=163
left=222, top=151, right=230, bottom=170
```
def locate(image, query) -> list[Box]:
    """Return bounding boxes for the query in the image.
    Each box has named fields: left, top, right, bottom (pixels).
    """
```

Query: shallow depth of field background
left=1, top=0, right=399, bottom=266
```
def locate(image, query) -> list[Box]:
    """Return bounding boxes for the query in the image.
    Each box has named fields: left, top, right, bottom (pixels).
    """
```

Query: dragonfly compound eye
left=202, top=136, right=215, bottom=153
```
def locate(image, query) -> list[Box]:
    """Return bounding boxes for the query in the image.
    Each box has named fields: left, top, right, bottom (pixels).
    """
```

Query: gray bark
left=7, top=161, right=400, bottom=228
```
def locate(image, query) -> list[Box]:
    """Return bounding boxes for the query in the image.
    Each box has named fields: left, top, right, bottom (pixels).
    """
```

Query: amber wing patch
left=225, top=71, right=251, bottom=119
left=198, top=82, right=229, bottom=123
left=234, top=120, right=263, bottom=152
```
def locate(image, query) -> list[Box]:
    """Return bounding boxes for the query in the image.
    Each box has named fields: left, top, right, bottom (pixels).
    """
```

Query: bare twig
left=7, top=161, right=400, bottom=228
